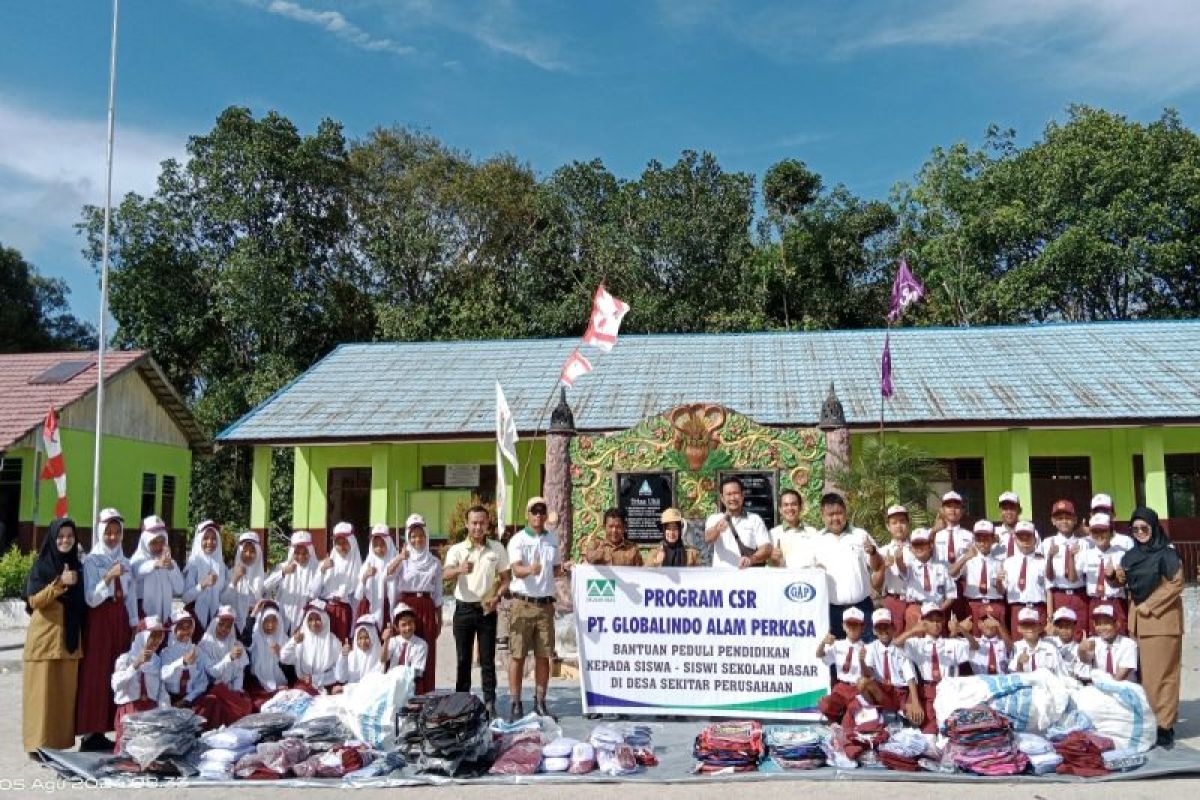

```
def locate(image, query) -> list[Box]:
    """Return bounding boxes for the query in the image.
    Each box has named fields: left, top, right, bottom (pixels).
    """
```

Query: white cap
left=1052, top=607, right=1077, bottom=623
left=842, top=607, right=865, bottom=623
left=942, top=491, right=963, bottom=504
left=290, top=530, right=313, bottom=546
left=886, top=504, right=909, bottom=518
left=1089, top=512, right=1112, bottom=530
left=196, top=519, right=219, bottom=535
left=215, top=604, right=236, bottom=620
left=973, top=520, right=995, bottom=536
left=910, top=527, right=932, bottom=544
left=872, top=608, right=893, bottom=625
left=169, top=609, right=192, bottom=626
left=1017, top=607, right=1041, bottom=624
left=142, top=515, right=167, bottom=534
left=99, top=507, right=123, bottom=524
left=1015, top=521, right=1037, bottom=535
left=1092, top=604, right=1116, bottom=619
left=333, top=521, right=354, bottom=537
left=526, top=496, right=548, bottom=512
left=405, top=513, right=426, bottom=529
left=237, top=531, right=259, bottom=546
left=307, top=598, right=328, bottom=613
left=370, top=523, right=391, bottom=537
left=392, top=602, right=414, bottom=620
left=139, top=615, right=166, bottom=632
left=998, top=491, right=1021, bottom=507
left=920, top=602, right=943, bottom=617
left=1090, top=493, right=1114, bottom=511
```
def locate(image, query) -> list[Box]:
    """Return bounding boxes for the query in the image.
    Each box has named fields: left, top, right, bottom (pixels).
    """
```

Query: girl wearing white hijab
left=183, top=521, right=227, bottom=637
left=358, top=523, right=397, bottom=628
left=111, top=616, right=169, bottom=749
left=264, top=531, right=320, bottom=633
left=77, top=507, right=139, bottom=750
left=196, top=605, right=252, bottom=727
left=334, top=615, right=383, bottom=690
left=160, top=610, right=209, bottom=706
left=130, top=515, right=183, bottom=621
left=316, top=521, right=362, bottom=642
left=222, top=531, right=265, bottom=635
left=391, top=514, right=443, bottom=694
left=246, top=602, right=288, bottom=708
left=279, top=600, right=341, bottom=694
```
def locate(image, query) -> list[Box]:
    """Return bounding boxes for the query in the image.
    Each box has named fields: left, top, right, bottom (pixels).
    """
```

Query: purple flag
left=887, top=257, right=926, bottom=321
left=881, top=332, right=894, bottom=399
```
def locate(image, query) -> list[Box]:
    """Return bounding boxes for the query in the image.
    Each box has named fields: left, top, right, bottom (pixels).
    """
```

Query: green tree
left=0, top=244, right=96, bottom=352
left=831, top=437, right=948, bottom=538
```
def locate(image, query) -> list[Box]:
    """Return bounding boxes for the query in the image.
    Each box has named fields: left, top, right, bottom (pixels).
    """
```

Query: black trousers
left=828, top=597, right=876, bottom=642
left=453, top=601, right=498, bottom=700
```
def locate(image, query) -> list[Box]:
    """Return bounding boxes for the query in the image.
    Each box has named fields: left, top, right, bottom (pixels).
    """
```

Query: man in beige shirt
left=444, top=505, right=510, bottom=717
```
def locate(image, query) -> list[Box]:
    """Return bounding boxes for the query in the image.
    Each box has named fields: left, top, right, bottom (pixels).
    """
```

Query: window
left=421, top=465, right=497, bottom=499
left=1166, top=454, right=1200, bottom=518
left=934, top=458, right=985, bottom=524
left=140, top=473, right=157, bottom=520
left=161, top=475, right=177, bottom=528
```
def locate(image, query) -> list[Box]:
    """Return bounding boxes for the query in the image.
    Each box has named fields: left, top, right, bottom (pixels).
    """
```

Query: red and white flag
left=581, top=285, right=630, bottom=352
left=558, top=348, right=593, bottom=387
left=39, top=408, right=68, bottom=518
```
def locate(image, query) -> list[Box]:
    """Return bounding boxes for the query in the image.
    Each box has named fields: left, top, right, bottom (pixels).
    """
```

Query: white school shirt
left=968, top=635, right=1010, bottom=676
left=1108, top=532, right=1135, bottom=553
left=131, top=559, right=184, bottom=621
left=1009, top=639, right=1062, bottom=674
left=934, top=526, right=975, bottom=565
left=864, top=640, right=915, bottom=687
left=706, top=512, right=770, bottom=569
left=822, top=639, right=866, bottom=683
left=879, top=541, right=910, bottom=596
left=997, top=524, right=1042, bottom=559
left=813, top=527, right=874, bottom=605
left=902, top=636, right=969, bottom=682
left=1001, top=553, right=1048, bottom=604
left=111, top=652, right=170, bottom=706
left=1081, top=547, right=1127, bottom=600
left=960, top=554, right=1004, bottom=600
left=160, top=642, right=210, bottom=702
left=1079, top=635, right=1139, bottom=681
left=506, top=528, right=560, bottom=597
left=1052, top=637, right=1079, bottom=677
left=84, top=558, right=139, bottom=627
left=770, top=524, right=820, bottom=569
left=1040, top=534, right=1088, bottom=589
left=383, top=635, right=428, bottom=676
left=903, top=559, right=957, bottom=604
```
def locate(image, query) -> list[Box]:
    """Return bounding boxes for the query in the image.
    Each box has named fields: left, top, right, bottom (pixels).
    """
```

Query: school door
left=326, top=468, right=371, bottom=555
left=1030, top=457, right=1092, bottom=534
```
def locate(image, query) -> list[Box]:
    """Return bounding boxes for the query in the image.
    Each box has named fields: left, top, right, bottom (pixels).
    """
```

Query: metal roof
left=217, top=320, right=1200, bottom=445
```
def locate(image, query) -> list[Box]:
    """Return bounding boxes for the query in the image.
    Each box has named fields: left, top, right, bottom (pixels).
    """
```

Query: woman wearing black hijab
left=649, top=508, right=699, bottom=567
left=22, top=518, right=85, bottom=756
left=1123, top=507, right=1183, bottom=749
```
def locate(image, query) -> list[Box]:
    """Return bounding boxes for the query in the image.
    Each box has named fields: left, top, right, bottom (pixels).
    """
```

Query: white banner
left=572, top=565, right=831, bottom=719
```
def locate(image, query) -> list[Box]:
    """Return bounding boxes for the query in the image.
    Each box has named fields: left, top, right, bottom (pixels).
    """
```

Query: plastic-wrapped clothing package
left=1103, top=748, right=1148, bottom=772
left=231, top=712, right=297, bottom=741
left=201, top=727, right=260, bottom=750
left=257, top=737, right=311, bottom=774
left=488, top=740, right=543, bottom=775
left=542, top=737, right=579, bottom=758
left=293, top=744, right=372, bottom=778
left=282, top=715, right=353, bottom=744
left=693, top=720, right=764, bottom=773
left=261, top=689, right=314, bottom=719
left=597, top=743, right=638, bottom=776
left=1028, top=752, right=1063, bottom=775
left=1016, top=733, right=1054, bottom=755
left=345, top=751, right=407, bottom=780
left=568, top=742, right=596, bottom=774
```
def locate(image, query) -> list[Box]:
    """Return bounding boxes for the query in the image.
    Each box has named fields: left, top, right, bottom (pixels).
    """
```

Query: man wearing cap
left=583, top=508, right=644, bottom=567
left=769, top=489, right=819, bottom=568
left=951, top=520, right=1007, bottom=635
left=444, top=505, right=510, bottom=718
left=812, top=492, right=882, bottom=641
left=506, top=496, right=563, bottom=720
left=704, top=476, right=772, bottom=569
left=1080, top=512, right=1129, bottom=635
left=995, top=491, right=1031, bottom=558
left=1089, top=494, right=1135, bottom=553
left=873, top=505, right=912, bottom=634
left=1042, top=500, right=1090, bottom=640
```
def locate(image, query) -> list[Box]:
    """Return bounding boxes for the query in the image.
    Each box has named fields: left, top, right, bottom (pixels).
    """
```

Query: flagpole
left=91, top=0, right=121, bottom=542
left=879, top=323, right=889, bottom=446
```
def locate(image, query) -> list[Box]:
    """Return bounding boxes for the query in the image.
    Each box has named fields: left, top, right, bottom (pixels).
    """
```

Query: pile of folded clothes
left=944, top=705, right=1028, bottom=776
left=117, top=707, right=207, bottom=775
left=590, top=724, right=655, bottom=774
left=415, top=692, right=492, bottom=776
left=692, top=720, right=764, bottom=774
left=231, top=712, right=298, bottom=742
left=281, top=715, right=354, bottom=747
left=878, top=729, right=935, bottom=772
left=198, top=726, right=259, bottom=780
left=233, top=737, right=312, bottom=780
left=1016, top=732, right=1061, bottom=775
left=540, top=737, right=578, bottom=774
left=764, top=726, right=826, bottom=770
left=488, top=731, right=544, bottom=776
left=293, top=742, right=376, bottom=778
left=1053, top=731, right=1113, bottom=777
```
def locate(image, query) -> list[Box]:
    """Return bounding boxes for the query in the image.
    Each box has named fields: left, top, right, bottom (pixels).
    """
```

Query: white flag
left=558, top=348, right=593, bottom=387
left=581, top=285, right=630, bottom=352
left=495, top=382, right=519, bottom=534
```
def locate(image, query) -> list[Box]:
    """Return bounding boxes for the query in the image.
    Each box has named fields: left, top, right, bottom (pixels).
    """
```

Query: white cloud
left=253, top=0, right=415, bottom=57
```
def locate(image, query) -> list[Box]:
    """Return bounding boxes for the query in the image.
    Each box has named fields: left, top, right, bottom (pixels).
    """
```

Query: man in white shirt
left=812, top=492, right=882, bottom=641
left=506, top=496, right=562, bottom=721
left=704, top=476, right=771, bottom=569
left=770, top=489, right=819, bottom=568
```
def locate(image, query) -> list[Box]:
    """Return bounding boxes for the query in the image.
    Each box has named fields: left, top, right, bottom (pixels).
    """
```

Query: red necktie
left=1105, top=646, right=1114, bottom=675
left=882, top=647, right=892, bottom=685
left=1018, top=556, right=1028, bottom=592
left=398, top=642, right=408, bottom=666
left=1008, top=533, right=1016, bottom=557
left=843, top=643, right=855, bottom=674
left=1096, top=557, right=1107, bottom=596
left=978, top=559, right=988, bottom=595
left=923, top=565, right=932, bottom=592
left=930, top=643, right=942, bottom=682
left=138, top=670, right=148, bottom=701
left=1031, top=651, right=1038, bottom=671
left=947, top=530, right=956, bottom=561
left=987, top=641, right=998, bottom=675
left=180, top=667, right=189, bottom=697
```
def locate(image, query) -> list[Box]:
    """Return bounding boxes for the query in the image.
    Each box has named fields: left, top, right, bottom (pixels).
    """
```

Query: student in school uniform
left=895, top=603, right=970, bottom=733
left=1008, top=607, right=1062, bottom=674
left=1075, top=604, right=1139, bottom=683
left=182, top=520, right=227, bottom=640
left=264, top=531, right=320, bottom=633
left=315, top=522, right=362, bottom=643
left=872, top=505, right=912, bottom=634
left=111, top=616, right=169, bottom=750
left=995, top=491, right=1030, bottom=558
left=391, top=514, right=443, bottom=695
left=998, top=521, right=1053, bottom=634
left=358, top=524, right=398, bottom=628
left=860, top=608, right=923, bottom=725
left=951, top=520, right=1007, bottom=636
left=1048, top=607, right=1081, bottom=678
left=197, top=605, right=253, bottom=727
left=160, top=611, right=209, bottom=708
left=245, top=602, right=289, bottom=710
left=334, top=615, right=384, bottom=691
left=1042, top=499, right=1090, bottom=639
left=961, top=613, right=1012, bottom=677
left=223, top=531, right=265, bottom=639
left=382, top=604, right=429, bottom=682
left=130, top=516, right=184, bottom=621
left=899, top=528, right=956, bottom=630
left=816, top=607, right=868, bottom=721
left=1081, top=512, right=1129, bottom=635
left=280, top=600, right=342, bottom=694
left=932, top=491, right=974, bottom=623
left=1089, top=494, right=1135, bottom=552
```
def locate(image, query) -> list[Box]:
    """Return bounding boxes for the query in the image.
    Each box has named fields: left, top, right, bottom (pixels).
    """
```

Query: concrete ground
left=1, top=626, right=1198, bottom=798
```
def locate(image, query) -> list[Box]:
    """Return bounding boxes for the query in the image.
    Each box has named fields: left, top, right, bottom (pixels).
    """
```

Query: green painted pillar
left=1010, top=428, right=1031, bottom=509
left=1109, top=429, right=1137, bottom=518
left=370, top=444, right=390, bottom=526
left=293, top=446, right=312, bottom=530
left=1142, top=427, right=1169, bottom=516
left=250, top=446, right=272, bottom=530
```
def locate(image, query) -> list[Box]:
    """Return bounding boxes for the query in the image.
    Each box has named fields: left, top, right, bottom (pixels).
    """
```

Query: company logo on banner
left=573, top=565, right=831, bottom=719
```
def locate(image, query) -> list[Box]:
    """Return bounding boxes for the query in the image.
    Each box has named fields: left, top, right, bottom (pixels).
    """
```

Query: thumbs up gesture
left=183, top=647, right=197, bottom=665
left=320, top=557, right=334, bottom=572
left=60, top=565, right=78, bottom=586
left=341, top=641, right=351, bottom=656
left=363, top=564, right=377, bottom=583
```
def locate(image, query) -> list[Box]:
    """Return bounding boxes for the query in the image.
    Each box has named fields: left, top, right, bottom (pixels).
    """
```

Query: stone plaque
left=614, top=471, right=675, bottom=543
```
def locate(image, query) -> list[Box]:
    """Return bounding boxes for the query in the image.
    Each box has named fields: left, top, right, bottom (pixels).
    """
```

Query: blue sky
left=4, top=0, right=1200, bottom=325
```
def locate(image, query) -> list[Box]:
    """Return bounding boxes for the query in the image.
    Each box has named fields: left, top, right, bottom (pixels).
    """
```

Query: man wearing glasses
left=505, top=496, right=562, bottom=721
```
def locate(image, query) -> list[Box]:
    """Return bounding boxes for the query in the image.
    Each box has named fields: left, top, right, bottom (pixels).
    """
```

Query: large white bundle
left=933, top=669, right=1072, bottom=732
left=1072, top=674, right=1156, bottom=753
left=337, top=666, right=415, bottom=749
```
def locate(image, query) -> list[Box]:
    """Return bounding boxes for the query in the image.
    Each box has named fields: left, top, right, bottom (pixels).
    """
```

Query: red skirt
left=76, top=598, right=133, bottom=734
left=244, top=675, right=284, bottom=711
left=114, top=698, right=157, bottom=751
left=1050, top=589, right=1089, bottom=640
left=192, top=683, right=253, bottom=730
left=1088, top=596, right=1129, bottom=636
left=291, top=677, right=321, bottom=696
left=399, top=593, right=439, bottom=694
left=325, top=599, right=353, bottom=643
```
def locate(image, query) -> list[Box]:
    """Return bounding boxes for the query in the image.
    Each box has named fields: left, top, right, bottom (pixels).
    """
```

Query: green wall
left=11, top=428, right=192, bottom=532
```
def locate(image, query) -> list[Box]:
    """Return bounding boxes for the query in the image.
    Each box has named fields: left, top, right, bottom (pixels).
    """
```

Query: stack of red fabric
left=1053, top=731, right=1114, bottom=778
left=878, top=750, right=920, bottom=772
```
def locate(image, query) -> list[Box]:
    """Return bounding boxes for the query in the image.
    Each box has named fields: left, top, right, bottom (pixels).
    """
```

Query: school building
left=218, top=319, right=1200, bottom=563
